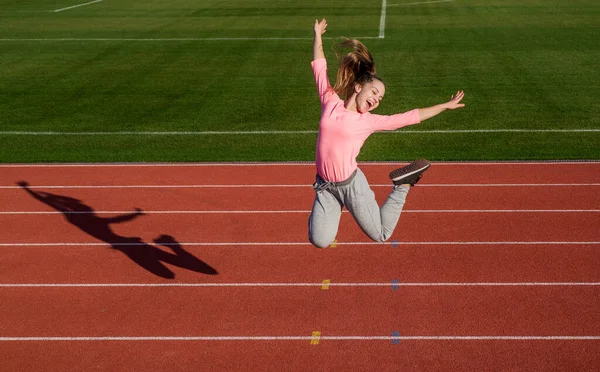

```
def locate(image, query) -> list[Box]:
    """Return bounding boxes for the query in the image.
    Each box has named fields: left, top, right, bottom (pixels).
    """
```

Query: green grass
left=1, top=0, right=599, bottom=162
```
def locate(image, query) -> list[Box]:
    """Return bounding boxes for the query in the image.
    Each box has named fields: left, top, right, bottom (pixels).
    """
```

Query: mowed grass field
left=0, top=0, right=599, bottom=162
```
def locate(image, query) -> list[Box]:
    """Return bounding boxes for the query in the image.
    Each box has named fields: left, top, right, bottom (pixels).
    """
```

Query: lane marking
left=1, top=241, right=599, bottom=247
left=1, top=209, right=599, bottom=215
left=379, top=0, right=387, bottom=38
left=0, top=336, right=599, bottom=341
left=406, top=183, right=600, bottom=187
left=54, top=0, right=103, bottom=12
left=1, top=129, right=599, bottom=135
left=2, top=282, right=598, bottom=288
left=310, top=331, right=321, bottom=345
left=0, top=184, right=317, bottom=189
left=2, top=183, right=599, bottom=189
left=1, top=161, right=599, bottom=167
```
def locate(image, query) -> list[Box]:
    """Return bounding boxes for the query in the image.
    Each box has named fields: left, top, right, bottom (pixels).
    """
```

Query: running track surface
left=1, top=162, right=599, bottom=371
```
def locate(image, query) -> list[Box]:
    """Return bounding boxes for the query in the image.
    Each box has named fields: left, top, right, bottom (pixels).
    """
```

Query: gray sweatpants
left=308, top=168, right=409, bottom=248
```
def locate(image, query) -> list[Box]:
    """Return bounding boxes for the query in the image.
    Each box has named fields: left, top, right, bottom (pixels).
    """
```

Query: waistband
left=314, top=169, right=358, bottom=191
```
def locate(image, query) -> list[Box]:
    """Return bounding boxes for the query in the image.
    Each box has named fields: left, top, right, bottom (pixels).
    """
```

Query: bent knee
left=309, top=235, right=336, bottom=249
left=310, top=238, right=333, bottom=249
left=368, top=233, right=388, bottom=243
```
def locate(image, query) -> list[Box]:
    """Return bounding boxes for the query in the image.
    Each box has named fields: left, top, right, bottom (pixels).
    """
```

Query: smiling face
left=354, top=79, right=385, bottom=113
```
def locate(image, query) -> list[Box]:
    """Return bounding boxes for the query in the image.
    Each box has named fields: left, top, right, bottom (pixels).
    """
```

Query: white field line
left=379, top=0, right=387, bottom=38
left=1, top=241, right=599, bottom=247
left=54, top=0, right=103, bottom=12
left=1, top=209, right=599, bottom=215
left=1, top=129, right=599, bottom=135
left=0, top=336, right=599, bottom=341
left=1, top=282, right=599, bottom=288
left=389, top=0, right=453, bottom=6
left=2, top=183, right=600, bottom=189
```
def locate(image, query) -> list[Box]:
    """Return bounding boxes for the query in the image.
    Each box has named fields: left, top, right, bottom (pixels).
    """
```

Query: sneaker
left=389, top=159, right=431, bottom=186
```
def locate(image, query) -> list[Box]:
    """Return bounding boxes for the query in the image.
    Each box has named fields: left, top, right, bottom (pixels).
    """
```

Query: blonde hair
left=333, top=38, right=383, bottom=100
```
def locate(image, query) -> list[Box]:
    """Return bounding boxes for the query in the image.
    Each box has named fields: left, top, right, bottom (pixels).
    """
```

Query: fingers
left=451, top=90, right=464, bottom=100
left=320, top=18, right=327, bottom=33
left=448, top=90, right=465, bottom=109
left=451, top=90, right=465, bottom=104
left=314, top=18, right=327, bottom=34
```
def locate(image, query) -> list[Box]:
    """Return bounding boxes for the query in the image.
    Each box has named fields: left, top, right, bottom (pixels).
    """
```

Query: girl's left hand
left=444, top=90, right=465, bottom=109
left=314, top=19, right=327, bottom=35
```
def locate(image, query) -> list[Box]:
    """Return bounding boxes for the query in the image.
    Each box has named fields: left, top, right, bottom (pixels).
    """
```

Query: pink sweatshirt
left=312, top=58, right=421, bottom=182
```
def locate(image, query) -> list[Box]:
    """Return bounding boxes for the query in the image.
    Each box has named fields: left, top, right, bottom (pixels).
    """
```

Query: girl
left=309, top=18, right=465, bottom=248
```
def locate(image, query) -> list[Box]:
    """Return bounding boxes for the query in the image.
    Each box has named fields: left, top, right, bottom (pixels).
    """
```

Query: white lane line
left=1, top=129, right=599, bottom=134
left=1, top=282, right=599, bottom=288
left=1, top=161, right=599, bottom=167
left=0, top=335, right=598, bottom=341
left=54, top=0, right=103, bottom=12
left=1, top=209, right=599, bottom=215
left=1, top=241, right=599, bottom=247
left=389, top=0, right=453, bottom=6
left=2, top=183, right=600, bottom=189
left=402, top=184, right=600, bottom=187
left=0, top=184, right=314, bottom=189
left=379, top=0, right=387, bottom=38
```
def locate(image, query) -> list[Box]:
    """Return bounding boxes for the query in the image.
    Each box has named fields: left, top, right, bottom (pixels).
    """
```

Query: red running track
left=1, top=162, right=599, bottom=371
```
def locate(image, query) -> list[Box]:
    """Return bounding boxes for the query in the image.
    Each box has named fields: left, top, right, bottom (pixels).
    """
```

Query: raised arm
left=105, top=208, right=144, bottom=224
left=418, top=90, right=465, bottom=121
left=313, top=19, right=327, bottom=60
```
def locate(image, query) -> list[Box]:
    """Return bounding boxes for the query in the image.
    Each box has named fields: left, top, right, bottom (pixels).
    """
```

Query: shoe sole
left=389, top=159, right=431, bottom=184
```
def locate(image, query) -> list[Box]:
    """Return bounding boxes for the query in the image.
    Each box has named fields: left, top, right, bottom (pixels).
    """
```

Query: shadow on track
left=17, top=181, right=217, bottom=279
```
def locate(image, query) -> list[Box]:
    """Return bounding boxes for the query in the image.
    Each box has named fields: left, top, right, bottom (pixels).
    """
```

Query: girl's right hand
left=444, top=90, right=466, bottom=109
left=314, top=19, right=327, bottom=35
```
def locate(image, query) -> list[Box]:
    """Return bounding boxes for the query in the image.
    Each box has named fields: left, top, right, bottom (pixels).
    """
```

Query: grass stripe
left=1, top=129, right=599, bottom=135
left=0, top=37, right=380, bottom=42
left=389, top=0, right=453, bottom=6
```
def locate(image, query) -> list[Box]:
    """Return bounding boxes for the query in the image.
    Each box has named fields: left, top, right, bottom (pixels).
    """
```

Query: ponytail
left=333, top=38, right=382, bottom=100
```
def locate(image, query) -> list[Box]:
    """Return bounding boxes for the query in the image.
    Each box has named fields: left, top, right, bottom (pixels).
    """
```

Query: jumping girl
left=309, top=18, right=465, bottom=248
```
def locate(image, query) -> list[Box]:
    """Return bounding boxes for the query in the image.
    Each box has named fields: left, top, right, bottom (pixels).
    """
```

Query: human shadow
left=18, top=181, right=217, bottom=279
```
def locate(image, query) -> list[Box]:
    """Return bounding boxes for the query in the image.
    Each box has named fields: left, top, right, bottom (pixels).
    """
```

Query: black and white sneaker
left=389, top=159, right=431, bottom=186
